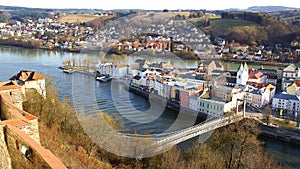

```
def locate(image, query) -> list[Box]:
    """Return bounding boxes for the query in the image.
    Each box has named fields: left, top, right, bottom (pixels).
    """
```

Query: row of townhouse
left=281, top=64, right=300, bottom=91
left=244, top=84, right=276, bottom=108
left=272, top=64, right=300, bottom=114
left=189, top=86, right=245, bottom=117
left=130, top=60, right=285, bottom=117
left=98, top=63, right=130, bottom=78
left=131, top=66, right=248, bottom=117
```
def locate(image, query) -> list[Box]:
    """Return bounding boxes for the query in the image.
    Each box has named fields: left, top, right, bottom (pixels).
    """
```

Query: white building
left=98, top=63, right=129, bottom=78
left=282, top=64, right=300, bottom=78
left=272, top=93, right=300, bottom=113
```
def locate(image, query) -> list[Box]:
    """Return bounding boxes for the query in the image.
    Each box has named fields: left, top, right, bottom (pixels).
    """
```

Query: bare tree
left=264, top=105, right=272, bottom=125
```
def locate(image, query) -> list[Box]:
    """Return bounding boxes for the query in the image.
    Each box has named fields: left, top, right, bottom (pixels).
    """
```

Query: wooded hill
left=202, top=12, right=300, bottom=46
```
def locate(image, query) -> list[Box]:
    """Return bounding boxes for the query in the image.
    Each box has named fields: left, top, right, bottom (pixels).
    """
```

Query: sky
left=0, top=0, right=299, bottom=10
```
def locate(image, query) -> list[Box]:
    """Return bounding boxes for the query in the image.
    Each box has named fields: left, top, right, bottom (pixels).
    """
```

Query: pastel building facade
left=272, top=93, right=300, bottom=113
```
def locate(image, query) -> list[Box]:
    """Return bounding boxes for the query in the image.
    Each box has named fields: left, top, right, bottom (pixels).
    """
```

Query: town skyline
left=0, top=0, right=300, bottom=10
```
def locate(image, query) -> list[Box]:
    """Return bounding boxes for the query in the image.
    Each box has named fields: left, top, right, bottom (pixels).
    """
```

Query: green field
left=59, top=14, right=101, bottom=23
left=203, top=18, right=258, bottom=36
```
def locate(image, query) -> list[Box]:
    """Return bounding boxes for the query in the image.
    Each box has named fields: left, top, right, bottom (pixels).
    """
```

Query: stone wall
left=4, top=125, right=65, bottom=169
left=0, top=125, right=12, bottom=169
left=0, top=93, right=66, bottom=169
left=0, top=94, right=27, bottom=121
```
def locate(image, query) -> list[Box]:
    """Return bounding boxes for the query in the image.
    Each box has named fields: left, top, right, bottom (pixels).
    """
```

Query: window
left=15, top=140, right=19, bottom=150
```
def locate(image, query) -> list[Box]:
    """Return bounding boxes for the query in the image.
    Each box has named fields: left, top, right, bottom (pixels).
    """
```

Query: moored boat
left=63, top=69, right=75, bottom=74
left=96, top=74, right=112, bottom=82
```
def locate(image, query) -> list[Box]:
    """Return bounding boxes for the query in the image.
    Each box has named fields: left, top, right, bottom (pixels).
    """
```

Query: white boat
left=63, top=69, right=75, bottom=74
left=96, top=75, right=112, bottom=82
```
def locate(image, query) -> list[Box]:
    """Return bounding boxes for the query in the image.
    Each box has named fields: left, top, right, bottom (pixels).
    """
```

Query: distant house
left=98, top=63, right=130, bottom=78
left=282, top=64, right=300, bottom=78
left=244, top=84, right=276, bottom=108
left=286, top=79, right=300, bottom=96
left=229, top=41, right=248, bottom=53
left=247, top=69, right=266, bottom=84
left=264, top=73, right=277, bottom=85
left=282, top=78, right=295, bottom=91
left=198, top=60, right=224, bottom=75
left=272, top=93, right=300, bottom=113
left=10, top=70, right=46, bottom=98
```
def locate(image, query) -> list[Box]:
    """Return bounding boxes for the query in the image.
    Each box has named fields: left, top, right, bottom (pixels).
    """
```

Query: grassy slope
left=58, top=14, right=101, bottom=23
left=203, top=18, right=258, bottom=36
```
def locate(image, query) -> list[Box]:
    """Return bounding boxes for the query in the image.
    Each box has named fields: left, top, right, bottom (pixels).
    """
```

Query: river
left=0, top=46, right=299, bottom=167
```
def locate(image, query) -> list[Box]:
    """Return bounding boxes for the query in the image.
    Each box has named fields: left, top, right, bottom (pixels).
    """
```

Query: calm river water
left=0, top=46, right=299, bottom=167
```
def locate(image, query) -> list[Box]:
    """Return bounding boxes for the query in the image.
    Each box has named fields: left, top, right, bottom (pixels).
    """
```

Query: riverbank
left=259, top=123, right=300, bottom=145
left=0, top=43, right=82, bottom=53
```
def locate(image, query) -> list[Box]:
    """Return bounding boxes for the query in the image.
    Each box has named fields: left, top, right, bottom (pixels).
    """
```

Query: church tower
left=241, top=62, right=249, bottom=85
left=237, top=63, right=243, bottom=85
left=236, top=63, right=248, bottom=85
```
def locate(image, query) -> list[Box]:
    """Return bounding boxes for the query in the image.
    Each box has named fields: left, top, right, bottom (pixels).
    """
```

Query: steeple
left=243, top=62, right=248, bottom=72
left=239, top=63, right=244, bottom=72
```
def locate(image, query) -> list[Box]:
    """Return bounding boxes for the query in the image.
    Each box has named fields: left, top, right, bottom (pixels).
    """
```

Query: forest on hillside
left=203, top=12, right=300, bottom=46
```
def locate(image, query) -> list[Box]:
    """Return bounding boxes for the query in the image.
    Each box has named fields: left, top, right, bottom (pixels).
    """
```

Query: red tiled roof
left=249, top=71, right=264, bottom=79
left=0, top=81, right=22, bottom=91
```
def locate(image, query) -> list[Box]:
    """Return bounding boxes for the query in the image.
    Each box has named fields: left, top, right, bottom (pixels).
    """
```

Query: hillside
left=202, top=18, right=258, bottom=38
left=58, top=14, right=101, bottom=23
left=245, top=6, right=299, bottom=12
left=268, top=10, right=300, bottom=26
left=198, top=12, right=300, bottom=46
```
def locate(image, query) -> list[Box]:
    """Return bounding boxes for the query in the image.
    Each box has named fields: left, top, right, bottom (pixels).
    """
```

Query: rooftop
left=283, top=64, right=298, bottom=72
left=10, top=70, right=44, bottom=81
left=274, top=93, right=300, bottom=101
left=0, top=81, right=22, bottom=91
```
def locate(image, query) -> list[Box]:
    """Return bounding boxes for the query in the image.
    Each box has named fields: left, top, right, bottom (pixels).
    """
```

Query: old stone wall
left=5, top=125, right=65, bottom=169
left=0, top=125, right=12, bottom=169
left=0, top=93, right=65, bottom=169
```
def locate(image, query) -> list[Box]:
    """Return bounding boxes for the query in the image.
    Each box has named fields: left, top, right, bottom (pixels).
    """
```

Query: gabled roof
left=249, top=89, right=262, bottom=95
left=249, top=71, right=264, bottom=79
left=247, top=82, right=268, bottom=88
left=283, top=64, right=297, bottom=72
left=10, top=70, right=44, bottom=81
left=0, top=81, right=22, bottom=91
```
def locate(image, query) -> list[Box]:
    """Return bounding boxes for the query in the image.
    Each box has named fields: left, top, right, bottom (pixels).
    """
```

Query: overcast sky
left=0, top=0, right=299, bottom=10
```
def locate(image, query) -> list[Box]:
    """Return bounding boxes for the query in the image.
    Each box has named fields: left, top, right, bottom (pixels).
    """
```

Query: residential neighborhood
left=0, top=13, right=114, bottom=51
